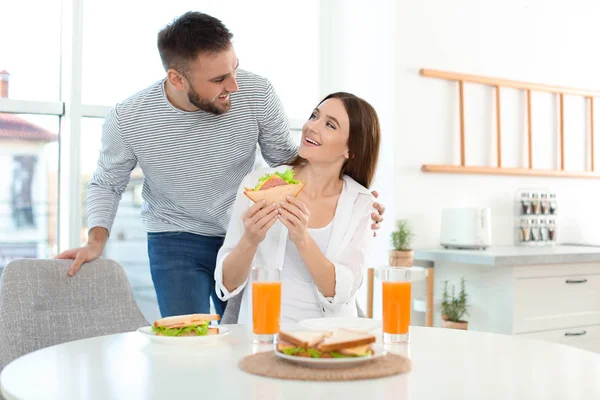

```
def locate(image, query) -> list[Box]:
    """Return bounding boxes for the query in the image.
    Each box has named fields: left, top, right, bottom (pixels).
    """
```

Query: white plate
left=274, top=345, right=385, bottom=368
left=298, top=317, right=381, bottom=333
left=136, top=326, right=231, bottom=345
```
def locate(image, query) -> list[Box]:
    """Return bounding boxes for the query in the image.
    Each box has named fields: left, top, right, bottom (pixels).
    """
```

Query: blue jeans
left=147, top=232, right=226, bottom=318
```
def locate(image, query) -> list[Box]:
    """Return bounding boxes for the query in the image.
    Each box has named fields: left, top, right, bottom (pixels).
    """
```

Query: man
left=56, top=12, right=385, bottom=318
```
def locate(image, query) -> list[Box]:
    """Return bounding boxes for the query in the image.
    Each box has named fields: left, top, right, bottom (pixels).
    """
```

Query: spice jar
left=548, top=219, right=556, bottom=241
left=531, top=193, right=541, bottom=215
left=539, top=220, right=549, bottom=241
left=540, top=193, right=549, bottom=215
left=549, top=193, right=557, bottom=215
left=530, top=219, right=541, bottom=241
left=520, top=192, right=532, bottom=215
left=520, top=218, right=531, bottom=242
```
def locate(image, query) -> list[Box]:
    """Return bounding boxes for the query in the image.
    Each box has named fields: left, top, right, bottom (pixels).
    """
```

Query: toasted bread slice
left=317, top=328, right=376, bottom=352
left=244, top=182, right=305, bottom=204
left=207, top=327, right=220, bottom=335
left=167, top=320, right=207, bottom=329
left=154, top=313, right=220, bottom=328
left=278, top=331, right=332, bottom=349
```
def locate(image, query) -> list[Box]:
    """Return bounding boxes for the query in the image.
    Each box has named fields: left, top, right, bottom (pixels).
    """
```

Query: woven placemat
left=238, top=351, right=411, bottom=381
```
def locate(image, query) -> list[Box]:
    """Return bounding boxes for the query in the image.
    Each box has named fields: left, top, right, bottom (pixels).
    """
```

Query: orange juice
left=382, top=281, right=411, bottom=334
left=252, top=281, right=282, bottom=334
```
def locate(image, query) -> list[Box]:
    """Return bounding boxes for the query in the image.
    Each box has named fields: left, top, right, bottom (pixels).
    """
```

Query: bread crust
left=278, top=331, right=329, bottom=348
left=244, top=182, right=305, bottom=204
left=316, top=328, right=376, bottom=352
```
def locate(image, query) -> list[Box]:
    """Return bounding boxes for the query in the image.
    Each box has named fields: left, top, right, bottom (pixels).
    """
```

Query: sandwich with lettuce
left=152, top=313, right=220, bottom=336
left=244, top=169, right=305, bottom=204
left=277, top=329, right=376, bottom=358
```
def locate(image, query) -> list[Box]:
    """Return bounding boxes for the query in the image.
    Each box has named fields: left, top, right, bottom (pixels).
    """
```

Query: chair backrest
left=0, top=258, right=149, bottom=370
left=221, top=289, right=243, bottom=324
left=220, top=287, right=367, bottom=324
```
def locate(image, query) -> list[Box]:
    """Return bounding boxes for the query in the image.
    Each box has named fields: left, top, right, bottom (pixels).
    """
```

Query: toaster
left=440, top=208, right=492, bottom=250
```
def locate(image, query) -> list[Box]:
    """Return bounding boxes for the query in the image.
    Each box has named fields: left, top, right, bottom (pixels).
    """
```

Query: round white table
left=1, top=325, right=599, bottom=400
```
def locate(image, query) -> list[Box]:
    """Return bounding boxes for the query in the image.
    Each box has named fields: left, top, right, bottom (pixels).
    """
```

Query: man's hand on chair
left=55, top=227, right=109, bottom=276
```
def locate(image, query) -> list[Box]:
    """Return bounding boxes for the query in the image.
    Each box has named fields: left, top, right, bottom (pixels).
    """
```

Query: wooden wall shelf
left=421, top=165, right=600, bottom=179
left=420, top=68, right=599, bottom=178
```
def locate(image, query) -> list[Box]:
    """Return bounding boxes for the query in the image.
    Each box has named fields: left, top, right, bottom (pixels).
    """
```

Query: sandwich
left=152, top=313, right=220, bottom=337
left=277, top=328, right=376, bottom=358
left=244, top=169, right=305, bottom=204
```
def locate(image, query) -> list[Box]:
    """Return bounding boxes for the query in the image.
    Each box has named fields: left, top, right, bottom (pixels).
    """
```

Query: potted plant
left=389, top=220, right=414, bottom=267
left=441, top=278, right=469, bottom=330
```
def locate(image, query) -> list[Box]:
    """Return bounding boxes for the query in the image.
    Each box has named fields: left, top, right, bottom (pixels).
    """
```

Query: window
left=0, top=1, right=62, bottom=102
left=0, top=114, right=59, bottom=268
left=80, top=117, right=160, bottom=322
left=81, top=1, right=319, bottom=119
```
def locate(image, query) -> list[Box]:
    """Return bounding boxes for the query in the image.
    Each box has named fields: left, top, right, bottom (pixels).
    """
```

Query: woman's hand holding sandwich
left=277, top=195, right=310, bottom=245
left=242, top=200, right=279, bottom=246
left=222, top=199, right=278, bottom=292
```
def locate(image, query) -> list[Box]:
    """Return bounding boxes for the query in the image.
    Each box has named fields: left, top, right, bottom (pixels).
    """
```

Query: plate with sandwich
left=245, top=169, right=305, bottom=203
left=137, top=313, right=231, bottom=344
left=275, top=329, right=383, bottom=368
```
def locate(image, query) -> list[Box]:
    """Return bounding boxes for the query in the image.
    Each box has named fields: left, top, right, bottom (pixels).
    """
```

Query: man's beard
left=187, top=87, right=231, bottom=115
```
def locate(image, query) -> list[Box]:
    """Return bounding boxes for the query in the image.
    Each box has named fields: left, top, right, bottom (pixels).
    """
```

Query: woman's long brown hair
left=288, top=92, right=381, bottom=188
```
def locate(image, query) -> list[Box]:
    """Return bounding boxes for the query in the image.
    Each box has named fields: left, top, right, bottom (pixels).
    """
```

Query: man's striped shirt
left=87, top=69, right=299, bottom=237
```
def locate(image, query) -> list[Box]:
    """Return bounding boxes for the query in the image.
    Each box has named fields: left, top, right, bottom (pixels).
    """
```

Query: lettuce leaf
left=281, top=347, right=370, bottom=358
left=253, top=169, right=300, bottom=190
left=282, top=347, right=305, bottom=355
left=152, top=321, right=210, bottom=337
left=307, top=348, right=322, bottom=358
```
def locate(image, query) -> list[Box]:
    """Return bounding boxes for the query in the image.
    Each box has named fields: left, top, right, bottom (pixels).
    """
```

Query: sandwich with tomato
left=245, top=169, right=305, bottom=204
left=277, top=328, right=376, bottom=358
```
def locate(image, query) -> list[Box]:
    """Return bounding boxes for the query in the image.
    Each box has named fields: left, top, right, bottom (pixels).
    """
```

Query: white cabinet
left=514, top=271, right=600, bottom=333
left=519, top=325, right=600, bottom=354
left=433, top=261, right=600, bottom=353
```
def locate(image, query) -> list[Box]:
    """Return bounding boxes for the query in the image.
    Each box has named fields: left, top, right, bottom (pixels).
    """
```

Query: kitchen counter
left=414, top=245, right=600, bottom=266
left=411, top=244, right=600, bottom=352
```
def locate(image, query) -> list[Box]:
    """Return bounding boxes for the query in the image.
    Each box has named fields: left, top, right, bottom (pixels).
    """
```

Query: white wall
left=396, top=0, right=600, bottom=247
left=320, top=0, right=398, bottom=316
left=323, top=0, right=600, bottom=321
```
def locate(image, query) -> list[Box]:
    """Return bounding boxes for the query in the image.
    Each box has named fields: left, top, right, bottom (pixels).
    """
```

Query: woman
left=214, top=92, right=381, bottom=323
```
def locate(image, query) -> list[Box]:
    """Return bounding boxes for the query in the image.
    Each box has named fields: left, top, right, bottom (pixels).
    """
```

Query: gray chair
left=0, top=258, right=149, bottom=371
left=221, top=287, right=366, bottom=324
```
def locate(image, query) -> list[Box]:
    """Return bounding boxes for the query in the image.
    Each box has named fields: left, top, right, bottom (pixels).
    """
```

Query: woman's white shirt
left=214, top=165, right=374, bottom=324
left=280, top=220, right=332, bottom=323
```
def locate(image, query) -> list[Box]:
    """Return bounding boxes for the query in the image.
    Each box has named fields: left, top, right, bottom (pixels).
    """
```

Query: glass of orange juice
left=251, top=266, right=282, bottom=344
left=382, top=267, right=411, bottom=344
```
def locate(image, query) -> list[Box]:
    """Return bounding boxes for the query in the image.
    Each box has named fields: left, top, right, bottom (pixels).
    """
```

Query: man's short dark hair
left=157, top=12, right=233, bottom=76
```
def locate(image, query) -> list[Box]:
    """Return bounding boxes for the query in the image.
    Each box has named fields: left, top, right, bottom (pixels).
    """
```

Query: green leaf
left=282, top=347, right=305, bottom=355
left=151, top=321, right=210, bottom=337
left=390, top=220, right=414, bottom=251
left=307, top=348, right=322, bottom=358
left=441, top=278, right=469, bottom=322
